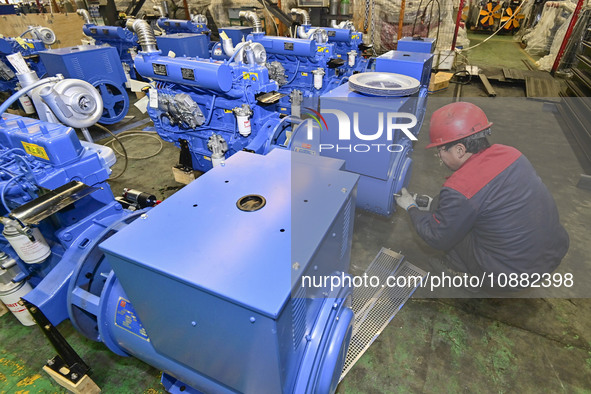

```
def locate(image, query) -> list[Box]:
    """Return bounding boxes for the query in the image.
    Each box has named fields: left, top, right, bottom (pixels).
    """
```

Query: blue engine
left=81, top=24, right=139, bottom=79
left=298, top=21, right=370, bottom=75
left=38, top=45, right=130, bottom=124
left=157, top=17, right=211, bottom=35
left=0, top=37, right=47, bottom=93
left=245, top=31, right=349, bottom=115
left=134, top=47, right=288, bottom=172
left=97, top=149, right=359, bottom=393
left=0, top=112, right=132, bottom=324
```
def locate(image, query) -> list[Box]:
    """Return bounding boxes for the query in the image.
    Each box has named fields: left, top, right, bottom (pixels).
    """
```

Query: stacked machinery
left=0, top=12, right=434, bottom=393
left=127, top=19, right=289, bottom=173
left=129, top=13, right=433, bottom=215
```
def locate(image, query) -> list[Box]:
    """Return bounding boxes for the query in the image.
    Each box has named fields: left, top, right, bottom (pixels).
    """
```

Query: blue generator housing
left=311, top=84, right=419, bottom=215
left=38, top=45, right=129, bottom=124
left=82, top=24, right=139, bottom=79
left=99, top=149, right=359, bottom=393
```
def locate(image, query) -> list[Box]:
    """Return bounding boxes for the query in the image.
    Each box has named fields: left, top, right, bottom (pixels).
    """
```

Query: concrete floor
left=0, top=32, right=590, bottom=393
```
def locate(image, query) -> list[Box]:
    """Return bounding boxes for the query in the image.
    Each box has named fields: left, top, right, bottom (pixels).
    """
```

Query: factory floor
left=1, top=32, right=590, bottom=393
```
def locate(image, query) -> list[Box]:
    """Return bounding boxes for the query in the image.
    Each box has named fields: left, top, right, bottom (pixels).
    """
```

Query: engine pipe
left=239, top=11, right=263, bottom=33
left=77, top=9, right=91, bottom=24
left=126, top=19, right=159, bottom=53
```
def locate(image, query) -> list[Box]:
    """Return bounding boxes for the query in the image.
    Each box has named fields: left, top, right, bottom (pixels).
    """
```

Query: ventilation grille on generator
left=292, top=286, right=307, bottom=351
left=341, top=248, right=426, bottom=380
left=101, top=51, right=114, bottom=74
left=340, top=197, right=353, bottom=261
left=71, top=57, right=85, bottom=80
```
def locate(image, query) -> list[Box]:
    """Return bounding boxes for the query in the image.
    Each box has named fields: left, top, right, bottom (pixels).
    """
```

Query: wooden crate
left=0, top=13, right=85, bottom=48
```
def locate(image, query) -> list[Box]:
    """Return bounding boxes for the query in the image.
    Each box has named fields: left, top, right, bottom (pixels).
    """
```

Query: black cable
left=412, top=0, right=426, bottom=36
left=450, top=69, right=472, bottom=85
left=92, top=123, right=129, bottom=180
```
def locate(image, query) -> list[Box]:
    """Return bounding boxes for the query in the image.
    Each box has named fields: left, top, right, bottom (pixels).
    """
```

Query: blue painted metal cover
left=375, top=50, right=433, bottom=87
left=100, top=149, right=358, bottom=319
left=0, top=113, right=83, bottom=166
left=39, top=45, right=127, bottom=86
left=155, top=33, right=209, bottom=59
left=319, top=84, right=418, bottom=180
left=397, top=37, right=436, bottom=53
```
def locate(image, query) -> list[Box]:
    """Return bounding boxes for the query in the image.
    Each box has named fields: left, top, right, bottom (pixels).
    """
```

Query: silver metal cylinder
left=291, top=8, right=311, bottom=25
left=77, top=9, right=92, bottom=24
left=329, top=0, right=339, bottom=15
left=239, top=11, right=263, bottom=33
left=126, top=19, right=159, bottom=53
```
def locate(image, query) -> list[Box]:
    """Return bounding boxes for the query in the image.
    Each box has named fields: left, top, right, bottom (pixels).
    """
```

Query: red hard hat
left=426, top=102, right=493, bottom=149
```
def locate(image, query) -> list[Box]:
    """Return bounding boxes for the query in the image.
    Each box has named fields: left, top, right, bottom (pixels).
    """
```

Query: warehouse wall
left=0, top=13, right=85, bottom=48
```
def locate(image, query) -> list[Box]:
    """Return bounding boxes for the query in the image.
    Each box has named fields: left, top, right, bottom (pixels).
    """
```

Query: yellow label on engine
left=352, top=34, right=360, bottom=39
left=22, top=142, right=49, bottom=160
left=242, top=72, right=258, bottom=81
left=15, top=37, right=29, bottom=49
left=301, top=72, right=308, bottom=76
left=317, top=46, right=329, bottom=53
left=224, top=109, right=233, bottom=113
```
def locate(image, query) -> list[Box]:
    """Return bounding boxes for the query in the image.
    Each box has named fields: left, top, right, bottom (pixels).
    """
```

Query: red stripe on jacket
left=443, top=144, right=522, bottom=199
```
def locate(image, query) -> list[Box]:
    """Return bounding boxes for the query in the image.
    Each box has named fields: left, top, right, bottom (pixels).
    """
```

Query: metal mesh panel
left=340, top=197, right=353, bottom=261
left=362, top=0, right=463, bottom=54
left=340, top=248, right=426, bottom=380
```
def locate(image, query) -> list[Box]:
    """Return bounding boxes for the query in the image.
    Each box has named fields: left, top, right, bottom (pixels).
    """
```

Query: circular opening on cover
left=236, top=194, right=266, bottom=212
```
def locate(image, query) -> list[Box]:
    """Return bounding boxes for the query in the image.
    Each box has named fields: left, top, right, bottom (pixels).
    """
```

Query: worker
left=395, top=102, right=569, bottom=292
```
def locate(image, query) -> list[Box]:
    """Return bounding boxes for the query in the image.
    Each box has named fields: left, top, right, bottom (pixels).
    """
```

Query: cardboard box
left=428, top=71, right=454, bottom=93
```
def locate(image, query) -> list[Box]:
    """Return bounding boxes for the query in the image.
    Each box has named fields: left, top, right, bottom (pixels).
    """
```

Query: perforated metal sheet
left=341, top=248, right=426, bottom=381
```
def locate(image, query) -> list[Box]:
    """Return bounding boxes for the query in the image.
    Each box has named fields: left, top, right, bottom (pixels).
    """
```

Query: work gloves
left=395, top=188, right=434, bottom=211
left=395, top=188, right=417, bottom=211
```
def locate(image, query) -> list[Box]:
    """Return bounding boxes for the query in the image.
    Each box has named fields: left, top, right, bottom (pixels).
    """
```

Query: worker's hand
left=395, top=188, right=418, bottom=211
